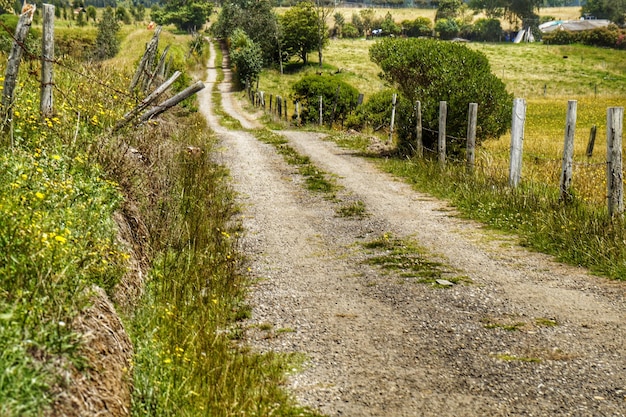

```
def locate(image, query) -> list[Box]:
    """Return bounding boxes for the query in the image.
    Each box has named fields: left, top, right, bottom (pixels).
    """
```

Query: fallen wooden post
left=114, top=71, right=181, bottom=131
left=139, top=81, right=205, bottom=123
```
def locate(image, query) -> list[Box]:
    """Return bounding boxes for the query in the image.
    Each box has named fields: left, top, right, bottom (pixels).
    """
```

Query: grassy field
left=255, top=10, right=626, bottom=279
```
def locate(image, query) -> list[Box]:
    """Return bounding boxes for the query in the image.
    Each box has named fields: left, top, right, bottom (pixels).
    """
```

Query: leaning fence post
left=2, top=4, right=36, bottom=131
left=560, top=100, right=577, bottom=202
left=415, top=101, right=423, bottom=158
left=509, top=98, right=527, bottom=188
left=438, top=101, right=447, bottom=168
left=40, top=4, right=55, bottom=119
left=607, top=107, right=624, bottom=217
left=389, top=93, right=397, bottom=144
left=466, top=103, right=478, bottom=173
left=129, top=26, right=161, bottom=93
left=586, top=125, right=597, bottom=158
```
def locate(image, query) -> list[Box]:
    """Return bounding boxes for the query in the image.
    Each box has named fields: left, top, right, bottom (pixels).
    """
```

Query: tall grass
left=0, top=53, right=129, bottom=415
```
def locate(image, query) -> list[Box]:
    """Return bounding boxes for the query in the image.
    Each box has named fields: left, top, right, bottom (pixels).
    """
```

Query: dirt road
left=197, top=42, right=626, bottom=416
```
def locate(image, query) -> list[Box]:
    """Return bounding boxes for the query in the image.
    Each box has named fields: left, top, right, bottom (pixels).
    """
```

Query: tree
left=212, top=0, right=280, bottom=66
left=152, top=0, right=212, bottom=32
left=93, top=6, right=120, bottom=60
left=469, top=0, right=542, bottom=27
left=229, top=29, right=263, bottom=86
left=582, top=0, right=626, bottom=25
left=313, top=0, right=333, bottom=68
left=116, top=6, right=132, bottom=24
left=280, top=1, right=319, bottom=65
left=86, top=5, right=97, bottom=21
left=369, top=38, right=512, bottom=155
left=435, top=0, right=463, bottom=21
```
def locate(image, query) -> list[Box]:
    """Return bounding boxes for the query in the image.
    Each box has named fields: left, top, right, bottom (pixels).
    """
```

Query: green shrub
left=579, top=26, right=619, bottom=48
left=471, top=18, right=503, bottom=42
left=342, top=22, right=361, bottom=39
left=229, top=29, right=263, bottom=86
left=347, top=89, right=400, bottom=131
left=291, top=75, right=359, bottom=125
left=434, top=18, right=459, bottom=40
left=369, top=38, right=512, bottom=155
left=542, top=29, right=578, bottom=45
left=403, top=16, right=433, bottom=38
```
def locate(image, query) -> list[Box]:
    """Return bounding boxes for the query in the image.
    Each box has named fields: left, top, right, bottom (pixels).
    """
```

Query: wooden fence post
left=319, top=95, right=323, bottom=126
left=129, top=26, right=161, bottom=93
left=284, top=100, right=288, bottom=122
left=2, top=4, right=36, bottom=131
left=40, top=4, right=54, bottom=119
left=509, top=98, right=527, bottom=188
left=415, top=100, right=423, bottom=158
left=607, top=107, right=624, bottom=217
left=438, top=101, right=447, bottom=168
left=389, top=93, right=397, bottom=144
left=295, top=100, right=300, bottom=125
left=559, top=100, right=577, bottom=201
left=466, top=103, right=478, bottom=173
left=586, top=125, right=597, bottom=158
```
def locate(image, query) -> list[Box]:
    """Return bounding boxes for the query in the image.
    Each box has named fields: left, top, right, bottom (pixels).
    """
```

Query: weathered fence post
left=389, top=93, right=397, bottom=144
left=606, top=107, right=624, bottom=217
left=415, top=101, right=423, bottom=158
left=269, top=94, right=273, bottom=112
left=40, top=4, right=54, bottom=119
left=559, top=100, right=577, bottom=201
left=284, top=100, right=288, bottom=122
left=438, top=101, right=447, bottom=168
left=129, top=26, right=161, bottom=93
left=319, top=95, right=323, bottom=126
left=277, top=95, right=282, bottom=118
left=2, top=4, right=36, bottom=131
left=586, top=125, right=597, bottom=158
left=509, top=98, right=527, bottom=188
left=466, top=103, right=478, bottom=173
left=295, top=100, right=300, bottom=125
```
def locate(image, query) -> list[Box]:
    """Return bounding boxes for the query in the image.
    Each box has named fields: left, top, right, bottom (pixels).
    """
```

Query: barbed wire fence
left=0, top=4, right=204, bottom=145
left=247, top=80, right=624, bottom=217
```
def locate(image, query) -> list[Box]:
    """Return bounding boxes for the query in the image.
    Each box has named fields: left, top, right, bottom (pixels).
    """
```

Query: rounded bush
left=291, top=75, right=359, bottom=126
left=369, top=38, right=512, bottom=156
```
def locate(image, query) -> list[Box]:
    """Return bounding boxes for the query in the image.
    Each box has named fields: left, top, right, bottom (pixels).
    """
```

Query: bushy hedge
left=291, top=75, right=359, bottom=125
left=369, top=38, right=512, bottom=155
left=543, top=26, right=626, bottom=50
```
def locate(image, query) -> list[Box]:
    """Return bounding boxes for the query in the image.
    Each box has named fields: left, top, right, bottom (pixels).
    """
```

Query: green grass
left=253, top=128, right=340, bottom=199
left=361, top=233, right=468, bottom=285
left=0, top=45, right=130, bottom=416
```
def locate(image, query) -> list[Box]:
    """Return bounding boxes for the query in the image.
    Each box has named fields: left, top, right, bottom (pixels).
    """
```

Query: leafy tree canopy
left=212, top=0, right=280, bottom=65
left=469, top=0, right=541, bottom=26
left=152, top=0, right=212, bottom=32
left=280, top=1, right=320, bottom=65
left=582, top=0, right=626, bottom=25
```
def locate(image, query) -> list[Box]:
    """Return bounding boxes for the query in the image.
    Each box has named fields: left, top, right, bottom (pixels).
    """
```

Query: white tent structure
left=513, top=27, right=535, bottom=43
left=539, top=19, right=611, bottom=34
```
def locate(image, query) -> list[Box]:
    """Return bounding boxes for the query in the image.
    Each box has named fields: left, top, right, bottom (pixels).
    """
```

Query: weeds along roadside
left=326, top=131, right=626, bottom=280
left=127, top=39, right=321, bottom=416
left=0, top=30, right=317, bottom=416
